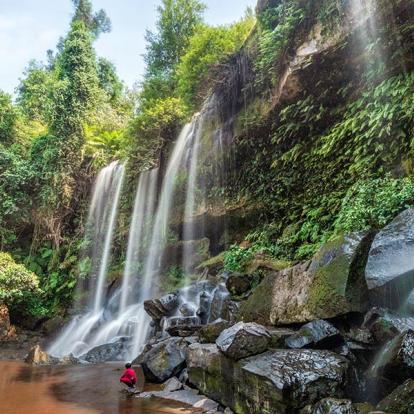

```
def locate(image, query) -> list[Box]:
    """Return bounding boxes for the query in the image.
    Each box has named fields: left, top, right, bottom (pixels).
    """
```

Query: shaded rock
left=187, top=343, right=350, bottom=414
left=302, top=398, right=357, bottom=414
left=25, top=345, right=59, bottom=365
left=268, top=327, right=296, bottom=348
left=199, top=319, right=230, bottom=344
left=216, top=322, right=270, bottom=360
left=238, top=233, right=372, bottom=325
left=226, top=273, right=252, bottom=296
left=162, top=377, right=183, bottom=392
left=377, top=379, right=414, bottom=413
left=135, top=337, right=188, bottom=383
left=165, top=316, right=202, bottom=337
left=144, top=292, right=179, bottom=321
left=362, top=307, right=414, bottom=343
left=285, top=320, right=343, bottom=349
left=365, top=208, right=414, bottom=308
left=80, top=337, right=129, bottom=363
left=373, top=330, right=414, bottom=383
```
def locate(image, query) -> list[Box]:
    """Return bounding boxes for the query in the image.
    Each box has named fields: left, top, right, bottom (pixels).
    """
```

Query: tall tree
left=72, top=0, right=111, bottom=38
left=144, top=0, right=206, bottom=78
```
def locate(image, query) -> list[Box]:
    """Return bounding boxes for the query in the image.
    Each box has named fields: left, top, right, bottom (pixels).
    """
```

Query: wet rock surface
left=79, top=337, right=129, bottom=363
left=187, top=343, right=350, bottom=414
left=365, top=208, right=414, bottom=308
left=285, top=320, right=343, bottom=349
left=134, top=337, right=189, bottom=383
left=144, top=292, right=179, bottom=320
left=216, top=321, right=271, bottom=359
left=376, top=379, right=414, bottom=413
left=373, top=330, right=414, bottom=382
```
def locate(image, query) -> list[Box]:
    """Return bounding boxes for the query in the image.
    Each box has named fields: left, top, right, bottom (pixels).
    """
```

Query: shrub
left=334, top=176, right=414, bottom=232
left=0, top=252, right=42, bottom=313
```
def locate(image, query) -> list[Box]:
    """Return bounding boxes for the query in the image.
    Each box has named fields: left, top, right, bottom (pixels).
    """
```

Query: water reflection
left=0, top=361, right=198, bottom=414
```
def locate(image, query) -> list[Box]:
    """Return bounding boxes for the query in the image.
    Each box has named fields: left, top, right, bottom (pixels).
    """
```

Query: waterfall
left=119, top=169, right=158, bottom=314
left=50, top=93, right=229, bottom=360
left=48, top=161, right=125, bottom=357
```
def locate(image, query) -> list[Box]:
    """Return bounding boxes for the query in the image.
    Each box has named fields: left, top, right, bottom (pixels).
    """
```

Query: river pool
left=0, top=361, right=198, bottom=414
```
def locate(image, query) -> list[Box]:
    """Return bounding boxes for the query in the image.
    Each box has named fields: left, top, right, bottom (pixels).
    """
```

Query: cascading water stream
left=120, top=169, right=158, bottom=314
left=48, top=161, right=125, bottom=357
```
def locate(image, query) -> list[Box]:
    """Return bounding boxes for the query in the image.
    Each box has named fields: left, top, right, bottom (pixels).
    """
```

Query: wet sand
left=0, top=361, right=199, bottom=414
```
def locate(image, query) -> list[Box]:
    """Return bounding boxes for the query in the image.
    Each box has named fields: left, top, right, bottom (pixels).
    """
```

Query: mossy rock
left=306, top=232, right=374, bottom=318
left=238, top=232, right=373, bottom=325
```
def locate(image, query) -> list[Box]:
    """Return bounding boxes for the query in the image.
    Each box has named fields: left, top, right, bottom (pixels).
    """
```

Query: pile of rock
left=135, top=209, right=414, bottom=413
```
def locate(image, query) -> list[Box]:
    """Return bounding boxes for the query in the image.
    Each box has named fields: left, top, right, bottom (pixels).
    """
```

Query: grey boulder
left=285, top=320, right=343, bottom=349
left=79, top=337, right=129, bottom=363
left=144, top=292, right=179, bottom=320
left=134, top=337, right=188, bottom=383
left=216, top=321, right=270, bottom=359
left=365, top=208, right=414, bottom=308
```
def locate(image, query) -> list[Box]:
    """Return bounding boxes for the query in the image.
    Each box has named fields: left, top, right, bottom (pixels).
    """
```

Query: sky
left=0, top=0, right=256, bottom=95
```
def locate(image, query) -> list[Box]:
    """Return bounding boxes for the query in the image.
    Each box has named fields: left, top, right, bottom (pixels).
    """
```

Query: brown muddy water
left=0, top=361, right=199, bottom=414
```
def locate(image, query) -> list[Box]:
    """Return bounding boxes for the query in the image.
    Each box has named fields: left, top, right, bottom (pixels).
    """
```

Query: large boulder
left=365, top=208, right=414, bottom=308
left=239, top=233, right=372, bottom=325
left=376, top=379, right=414, bottom=413
left=144, top=292, right=179, bottom=321
left=134, top=337, right=189, bottom=383
left=285, top=320, right=343, bottom=349
left=187, top=343, right=350, bottom=414
left=216, top=322, right=271, bottom=360
left=79, top=337, right=129, bottom=363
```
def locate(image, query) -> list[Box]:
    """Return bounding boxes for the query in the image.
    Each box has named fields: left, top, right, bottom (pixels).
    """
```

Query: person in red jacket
left=120, top=363, right=137, bottom=391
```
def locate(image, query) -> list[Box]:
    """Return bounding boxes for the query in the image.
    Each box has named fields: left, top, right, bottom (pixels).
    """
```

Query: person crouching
left=120, top=362, right=137, bottom=392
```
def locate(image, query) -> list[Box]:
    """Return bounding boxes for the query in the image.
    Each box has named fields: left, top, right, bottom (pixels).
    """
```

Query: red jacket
left=120, top=368, right=137, bottom=384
